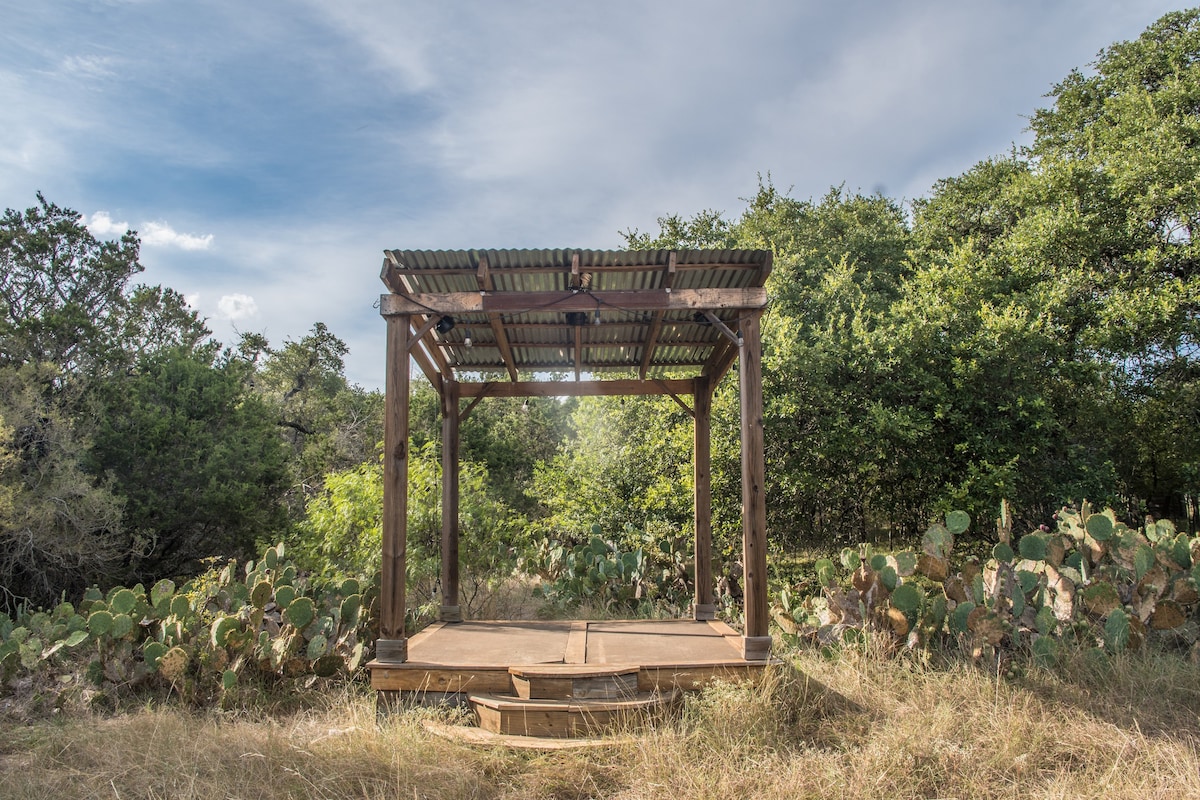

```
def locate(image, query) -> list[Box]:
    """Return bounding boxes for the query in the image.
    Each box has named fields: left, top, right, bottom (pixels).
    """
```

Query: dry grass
left=3, top=644, right=1199, bottom=800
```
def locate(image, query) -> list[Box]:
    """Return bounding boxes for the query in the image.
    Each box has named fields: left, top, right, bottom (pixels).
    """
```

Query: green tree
left=246, top=324, right=384, bottom=517
left=0, top=195, right=215, bottom=604
left=87, top=347, right=289, bottom=579
left=0, top=364, right=125, bottom=609
left=295, top=443, right=526, bottom=616
left=532, top=395, right=695, bottom=541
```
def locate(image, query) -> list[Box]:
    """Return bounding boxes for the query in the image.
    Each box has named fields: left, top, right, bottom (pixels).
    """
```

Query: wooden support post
left=693, top=376, right=715, bottom=621
left=378, top=315, right=411, bottom=662
left=738, top=312, right=771, bottom=661
left=440, top=380, right=462, bottom=623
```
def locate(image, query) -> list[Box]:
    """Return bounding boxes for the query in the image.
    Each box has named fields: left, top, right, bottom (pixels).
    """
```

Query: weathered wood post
left=739, top=311, right=771, bottom=661
left=377, top=314, right=410, bottom=663
left=440, top=379, right=462, bottom=622
left=693, top=376, right=715, bottom=620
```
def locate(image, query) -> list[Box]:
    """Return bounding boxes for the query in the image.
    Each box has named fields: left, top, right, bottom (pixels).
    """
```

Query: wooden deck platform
left=369, top=619, right=772, bottom=698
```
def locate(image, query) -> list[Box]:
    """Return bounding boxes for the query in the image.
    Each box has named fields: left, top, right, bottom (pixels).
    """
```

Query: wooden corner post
left=739, top=311, right=771, bottom=661
left=440, top=379, right=462, bottom=622
left=693, top=376, right=715, bottom=620
left=377, top=314, right=410, bottom=662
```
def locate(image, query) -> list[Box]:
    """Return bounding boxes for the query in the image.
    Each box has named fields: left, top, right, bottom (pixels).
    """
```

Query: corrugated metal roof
left=381, top=248, right=770, bottom=383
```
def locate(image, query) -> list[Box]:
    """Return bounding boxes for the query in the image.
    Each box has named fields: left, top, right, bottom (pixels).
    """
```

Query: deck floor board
left=370, top=619, right=771, bottom=694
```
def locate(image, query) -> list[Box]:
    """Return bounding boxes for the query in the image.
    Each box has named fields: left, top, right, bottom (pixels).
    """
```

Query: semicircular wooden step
left=469, top=691, right=676, bottom=738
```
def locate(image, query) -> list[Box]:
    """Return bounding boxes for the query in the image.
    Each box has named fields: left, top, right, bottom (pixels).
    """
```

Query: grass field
left=2, top=642, right=1198, bottom=799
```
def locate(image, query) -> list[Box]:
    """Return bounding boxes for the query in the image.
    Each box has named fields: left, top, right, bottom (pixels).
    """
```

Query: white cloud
left=85, top=211, right=128, bottom=237
left=85, top=213, right=214, bottom=250
left=217, top=293, right=258, bottom=321
left=183, top=293, right=200, bottom=309
left=141, top=221, right=214, bottom=250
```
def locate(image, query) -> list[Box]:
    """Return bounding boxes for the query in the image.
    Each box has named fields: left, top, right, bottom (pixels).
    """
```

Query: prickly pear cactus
left=772, top=503, right=1200, bottom=666
left=0, top=540, right=378, bottom=705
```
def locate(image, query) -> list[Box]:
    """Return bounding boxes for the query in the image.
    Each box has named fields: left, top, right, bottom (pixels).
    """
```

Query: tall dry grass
left=2, top=643, right=1198, bottom=799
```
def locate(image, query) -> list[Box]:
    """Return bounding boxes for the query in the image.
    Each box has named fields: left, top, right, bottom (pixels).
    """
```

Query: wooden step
left=469, top=691, right=674, bottom=738
left=508, top=663, right=639, bottom=700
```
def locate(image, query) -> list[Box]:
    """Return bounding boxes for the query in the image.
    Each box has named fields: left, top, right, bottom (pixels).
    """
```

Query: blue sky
left=1, top=0, right=1185, bottom=389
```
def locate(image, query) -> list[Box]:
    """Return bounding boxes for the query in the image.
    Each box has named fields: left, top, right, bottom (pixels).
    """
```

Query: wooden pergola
left=373, top=248, right=772, bottom=663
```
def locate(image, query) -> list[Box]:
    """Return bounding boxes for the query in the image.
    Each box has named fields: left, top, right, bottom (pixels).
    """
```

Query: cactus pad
left=284, top=596, right=315, bottom=629
left=891, top=583, right=923, bottom=613
left=275, top=585, right=297, bottom=609
left=1104, top=608, right=1131, bottom=652
left=306, top=634, right=328, bottom=660
left=110, top=613, right=134, bottom=639
left=1085, top=514, right=1114, bottom=542
left=150, top=579, right=175, bottom=609
left=1079, top=582, right=1120, bottom=616
left=158, top=646, right=190, bottom=682
left=211, top=616, right=241, bottom=648
left=109, top=589, right=137, bottom=615
left=339, top=595, right=362, bottom=626
left=945, top=510, right=971, bottom=535
left=250, top=580, right=273, bottom=609
left=922, top=523, right=954, bottom=560
left=312, top=654, right=342, bottom=677
left=88, top=610, right=114, bottom=636
left=1018, top=534, right=1048, bottom=561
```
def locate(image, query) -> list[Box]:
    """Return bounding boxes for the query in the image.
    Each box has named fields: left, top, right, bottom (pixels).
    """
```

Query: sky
left=0, top=0, right=1187, bottom=390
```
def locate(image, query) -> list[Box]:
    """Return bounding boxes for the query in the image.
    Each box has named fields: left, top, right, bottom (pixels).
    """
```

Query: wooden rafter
left=638, top=251, right=676, bottom=380
left=408, top=334, right=442, bottom=388
left=476, top=255, right=519, bottom=382
left=573, top=325, right=582, bottom=381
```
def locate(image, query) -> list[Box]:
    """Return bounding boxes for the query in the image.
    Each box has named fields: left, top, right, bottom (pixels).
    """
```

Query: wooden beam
left=654, top=379, right=693, bottom=418
left=380, top=253, right=406, bottom=293
left=702, top=337, right=739, bottom=383
left=420, top=321, right=454, bottom=381
left=475, top=255, right=519, bottom=382
left=471, top=358, right=709, bottom=371
left=464, top=336, right=718, bottom=349
left=458, top=392, right=486, bottom=422
left=378, top=315, right=410, bottom=663
left=703, top=311, right=742, bottom=348
left=380, top=287, right=768, bottom=316
left=459, top=378, right=695, bottom=399
left=693, top=376, right=715, bottom=621
left=637, top=252, right=676, bottom=380
left=738, top=311, right=770, bottom=661
left=407, top=315, right=440, bottom=351
left=408, top=335, right=442, bottom=390
left=440, top=380, right=462, bottom=623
